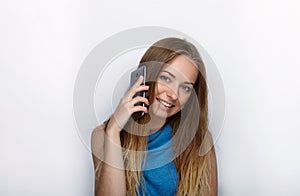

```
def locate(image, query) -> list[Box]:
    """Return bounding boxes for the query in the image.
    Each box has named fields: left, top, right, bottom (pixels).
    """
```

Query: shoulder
left=92, top=124, right=105, bottom=142
left=201, top=131, right=217, bottom=171
left=202, top=131, right=218, bottom=196
left=91, top=124, right=106, bottom=162
left=199, top=131, right=215, bottom=157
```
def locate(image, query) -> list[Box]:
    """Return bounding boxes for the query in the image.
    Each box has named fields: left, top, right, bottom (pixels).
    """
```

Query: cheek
left=178, top=93, right=192, bottom=107
left=150, top=82, right=163, bottom=103
left=155, top=82, right=167, bottom=94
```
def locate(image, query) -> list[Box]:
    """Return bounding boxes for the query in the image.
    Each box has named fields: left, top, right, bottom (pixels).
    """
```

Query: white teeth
left=157, top=98, right=173, bottom=108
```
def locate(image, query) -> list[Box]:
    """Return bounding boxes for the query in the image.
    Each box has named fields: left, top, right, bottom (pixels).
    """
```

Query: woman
left=91, top=37, right=217, bottom=196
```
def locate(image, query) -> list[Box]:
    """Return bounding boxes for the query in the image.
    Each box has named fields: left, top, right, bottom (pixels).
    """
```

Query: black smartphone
left=130, top=65, right=147, bottom=120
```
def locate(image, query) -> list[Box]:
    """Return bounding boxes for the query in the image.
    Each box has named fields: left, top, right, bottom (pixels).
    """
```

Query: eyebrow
left=161, top=70, right=195, bottom=86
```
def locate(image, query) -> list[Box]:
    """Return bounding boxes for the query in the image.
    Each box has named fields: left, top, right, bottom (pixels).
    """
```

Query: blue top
left=138, top=123, right=178, bottom=196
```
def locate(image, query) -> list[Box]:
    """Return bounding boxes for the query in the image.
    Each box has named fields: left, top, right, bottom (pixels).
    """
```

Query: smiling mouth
left=156, top=97, right=175, bottom=108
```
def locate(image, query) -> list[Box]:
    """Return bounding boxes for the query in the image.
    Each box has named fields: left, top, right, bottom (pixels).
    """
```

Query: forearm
left=95, top=126, right=126, bottom=196
left=96, top=164, right=126, bottom=196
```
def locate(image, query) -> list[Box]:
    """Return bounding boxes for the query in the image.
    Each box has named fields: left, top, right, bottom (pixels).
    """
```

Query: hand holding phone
left=106, top=65, right=149, bottom=132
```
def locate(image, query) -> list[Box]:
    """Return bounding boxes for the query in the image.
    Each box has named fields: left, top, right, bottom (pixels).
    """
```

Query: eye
left=159, top=75, right=171, bottom=83
left=181, top=85, right=191, bottom=92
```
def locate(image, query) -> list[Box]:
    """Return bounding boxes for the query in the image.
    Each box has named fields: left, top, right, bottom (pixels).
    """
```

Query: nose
left=166, top=86, right=178, bottom=100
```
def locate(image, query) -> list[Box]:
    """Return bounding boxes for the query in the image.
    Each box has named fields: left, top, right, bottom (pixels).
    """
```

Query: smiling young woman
left=91, top=37, right=217, bottom=196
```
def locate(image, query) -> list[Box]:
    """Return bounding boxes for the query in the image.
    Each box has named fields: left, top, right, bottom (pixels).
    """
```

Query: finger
left=130, top=96, right=150, bottom=106
left=134, top=84, right=149, bottom=92
left=130, top=76, right=144, bottom=90
left=129, top=85, right=149, bottom=99
left=132, top=105, right=148, bottom=113
left=126, top=86, right=148, bottom=102
left=125, top=76, right=145, bottom=99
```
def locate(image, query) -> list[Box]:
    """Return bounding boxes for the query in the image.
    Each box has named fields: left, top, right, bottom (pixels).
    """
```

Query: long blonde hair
left=97, top=37, right=216, bottom=195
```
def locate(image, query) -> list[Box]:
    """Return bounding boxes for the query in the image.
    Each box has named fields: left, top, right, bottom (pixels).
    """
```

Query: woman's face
left=149, top=55, right=199, bottom=119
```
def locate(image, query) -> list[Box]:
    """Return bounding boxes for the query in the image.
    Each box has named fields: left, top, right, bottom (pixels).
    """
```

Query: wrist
left=105, top=116, right=122, bottom=132
left=105, top=121, right=122, bottom=144
left=105, top=128, right=122, bottom=148
left=106, top=127, right=120, bottom=139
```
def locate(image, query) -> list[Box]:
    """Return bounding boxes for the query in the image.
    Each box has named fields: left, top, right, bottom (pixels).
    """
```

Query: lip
left=156, top=97, right=175, bottom=109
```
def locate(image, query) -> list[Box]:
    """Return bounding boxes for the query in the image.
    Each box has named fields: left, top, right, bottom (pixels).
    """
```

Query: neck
left=147, top=115, right=167, bottom=134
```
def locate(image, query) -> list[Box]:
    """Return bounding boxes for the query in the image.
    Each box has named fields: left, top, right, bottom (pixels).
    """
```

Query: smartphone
left=130, top=65, right=147, bottom=120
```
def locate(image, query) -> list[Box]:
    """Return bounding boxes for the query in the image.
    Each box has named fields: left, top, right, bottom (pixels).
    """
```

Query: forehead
left=162, top=55, right=199, bottom=83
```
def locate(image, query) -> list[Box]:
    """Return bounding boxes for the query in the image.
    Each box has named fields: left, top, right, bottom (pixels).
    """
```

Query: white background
left=1, top=0, right=300, bottom=195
